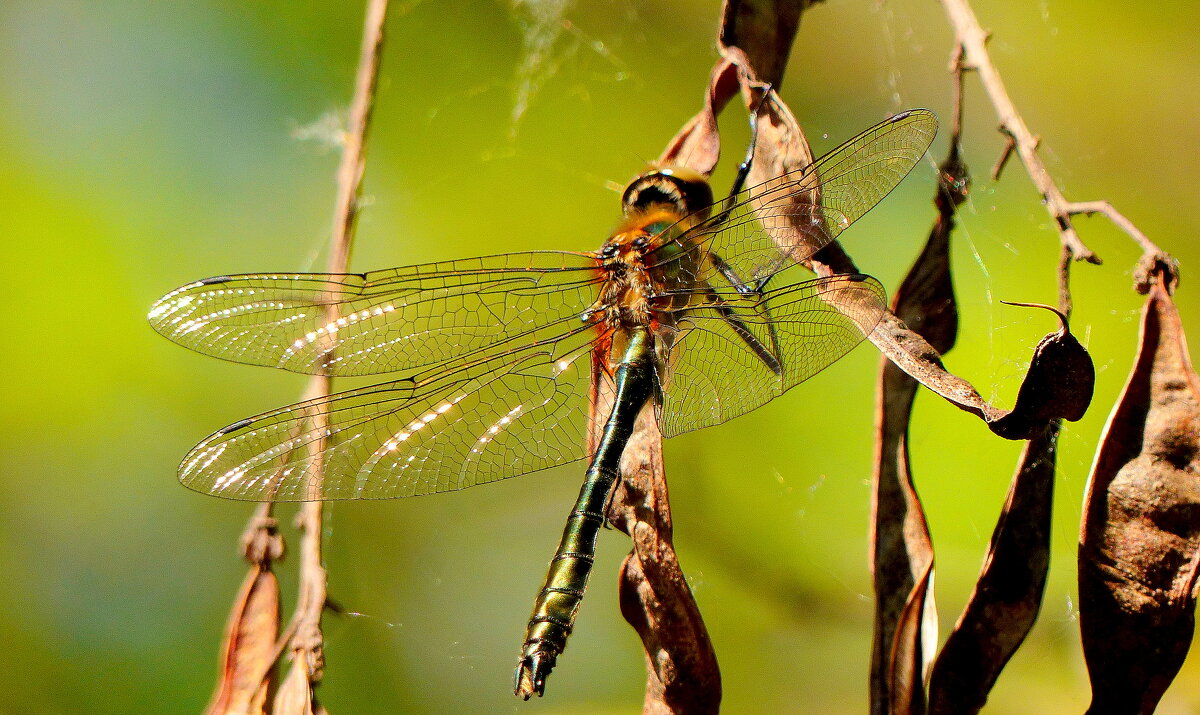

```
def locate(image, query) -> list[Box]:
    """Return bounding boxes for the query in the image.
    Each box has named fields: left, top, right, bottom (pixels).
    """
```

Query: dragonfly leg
left=703, top=91, right=789, bottom=371
left=710, top=251, right=774, bottom=297
left=706, top=85, right=790, bottom=297
left=712, top=85, right=775, bottom=224
left=709, top=298, right=782, bottom=376
left=702, top=261, right=784, bottom=376
left=515, top=328, right=658, bottom=699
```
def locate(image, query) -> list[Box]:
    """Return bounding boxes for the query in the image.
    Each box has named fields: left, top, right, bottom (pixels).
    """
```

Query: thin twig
left=327, top=0, right=388, bottom=277
left=989, top=131, right=1017, bottom=181
left=1057, top=244, right=1073, bottom=320
left=938, top=0, right=1175, bottom=286
left=1062, top=201, right=1155, bottom=256
left=940, top=44, right=969, bottom=211
left=947, top=43, right=965, bottom=143
left=284, top=0, right=389, bottom=704
left=938, top=0, right=1097, bottom=263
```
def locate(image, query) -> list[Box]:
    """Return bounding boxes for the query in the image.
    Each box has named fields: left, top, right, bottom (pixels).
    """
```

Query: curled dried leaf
left=888, top=562, right=935, bottom=715
left=870, top=150, right=962, bottom=714
left=988, top=303, right=1094, bottom=438
left=206, top=563, right=281, bottom=715
left=870, top=278, right=953, bottom=708
left=274, top=620, right=329, bottom=715
left=617, top=537, right=722, bottom=715
left=717, top=0, right=807, bottom=87
left=927, top=421, right=1059, bottom=715
left=872, top=370, right=938, bottom=715
left=817, top=255, right=1095, bottom=442
left=1078, top=273, right=1200, bottom=714
left=656, top=58, right=740, bottom=176
left=608, top=375, right=721, bottom=712
left=272, top=659, right=320, bottom=715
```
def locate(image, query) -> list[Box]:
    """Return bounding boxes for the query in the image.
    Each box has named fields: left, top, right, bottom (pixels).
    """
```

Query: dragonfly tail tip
left=514, top=651, right=555, bottom=699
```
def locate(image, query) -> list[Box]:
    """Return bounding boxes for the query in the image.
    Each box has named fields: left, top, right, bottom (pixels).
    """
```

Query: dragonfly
left=149, top=107, right=937, bottom=698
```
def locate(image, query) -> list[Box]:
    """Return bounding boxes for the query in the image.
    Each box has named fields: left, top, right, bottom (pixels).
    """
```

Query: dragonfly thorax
left=590, top=240, right=657, bottom=331
left=587, top=168, right=718, bottom=332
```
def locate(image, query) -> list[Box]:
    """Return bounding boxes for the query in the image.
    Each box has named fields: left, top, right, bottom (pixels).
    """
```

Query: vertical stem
left=327, top=0, right=389, bottom=276
left=287, top=0, right=389, bottom=699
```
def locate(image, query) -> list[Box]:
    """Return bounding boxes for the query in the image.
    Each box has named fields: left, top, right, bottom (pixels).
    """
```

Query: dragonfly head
left=599, top=167, right=714, bottom=269
left=621, top=166, right=714, bottom=220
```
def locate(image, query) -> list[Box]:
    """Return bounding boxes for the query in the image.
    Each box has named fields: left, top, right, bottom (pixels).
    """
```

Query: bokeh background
left=3, top=1, right=1198, bottom=712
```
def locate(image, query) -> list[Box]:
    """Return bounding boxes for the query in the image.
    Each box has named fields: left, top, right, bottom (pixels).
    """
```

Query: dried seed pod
left=871, top=149, right=967, bottom=714
left=927, top=422, right=1059, bottom=715
left=1079, top=274, right=1200, bottom=713
left=206, top=521, right=282, bottom=715
left=988, top=303, right=1095, bottom=438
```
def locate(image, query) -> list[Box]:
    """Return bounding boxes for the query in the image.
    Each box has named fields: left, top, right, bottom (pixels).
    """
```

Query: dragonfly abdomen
left=515, top=327, right=658, bottom=698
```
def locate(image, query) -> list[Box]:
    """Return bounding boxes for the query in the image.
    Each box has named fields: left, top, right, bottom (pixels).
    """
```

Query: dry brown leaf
left=612, top=410, right=721, bottom=715
left=206, top=519, right=284, bottom=715
left=655, top=58, right=739, bottom=176
left=206, top=565, right=281, bottom=715
left=1078, top=272, right=1200, bottom=714
left=927, top=421, right=1059, bottom=715
left=827, top=272, right=1093, bottom=441
left=872, top=354, right=939, bottom=715
left=870, top=152, right=965, bottom=715
left=717, top=0, right=809, bottom=87
left=888, top=562, right=935, bottom=715
left=272, top=660, right=317, bottom=715
left=273, top=621, right=328, bottom=715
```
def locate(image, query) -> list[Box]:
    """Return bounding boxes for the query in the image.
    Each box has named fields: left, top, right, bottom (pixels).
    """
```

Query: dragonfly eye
left=622, top=168, right=714, bottom=218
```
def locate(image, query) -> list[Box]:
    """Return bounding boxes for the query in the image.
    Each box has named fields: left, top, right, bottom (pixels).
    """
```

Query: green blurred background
left=3, top=0, right=1197, bottom=712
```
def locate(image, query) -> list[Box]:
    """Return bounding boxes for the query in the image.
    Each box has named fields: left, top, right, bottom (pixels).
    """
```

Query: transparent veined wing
left=179, top=324, right=599, bottom=501
left=653, top=109, right=937, bottom=291
left=148, top=251, right=602, bottom=377
left=657, top=274, right=886, bottom=437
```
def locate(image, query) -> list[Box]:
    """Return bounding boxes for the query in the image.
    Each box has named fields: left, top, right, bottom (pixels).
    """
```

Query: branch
left=937, top=0, right=1179, bottom=292
left=275, top=1, right=388, bottom=710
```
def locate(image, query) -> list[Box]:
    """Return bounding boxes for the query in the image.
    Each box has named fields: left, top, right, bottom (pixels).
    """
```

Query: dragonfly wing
left=657, top=274, right=886, bottom=437
left=680, top=109, right=937, bottom=287
left=180, top=326, right=598, bottom=501
left=149, top=251, right=601, bottom=377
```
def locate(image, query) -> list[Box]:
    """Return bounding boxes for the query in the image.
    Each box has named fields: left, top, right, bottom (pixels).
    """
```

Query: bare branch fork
left=938, top=0, right=1176, bottom=291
